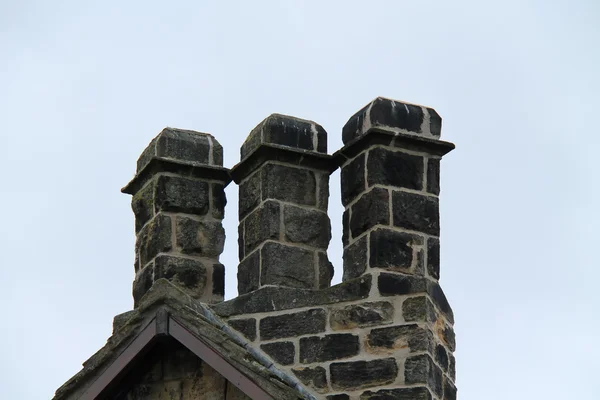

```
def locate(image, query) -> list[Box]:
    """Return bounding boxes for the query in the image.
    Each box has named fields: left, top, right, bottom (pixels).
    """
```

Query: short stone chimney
left=122, top=128, right=231, bottom=306
left=231, top=114, right=337, bottom=294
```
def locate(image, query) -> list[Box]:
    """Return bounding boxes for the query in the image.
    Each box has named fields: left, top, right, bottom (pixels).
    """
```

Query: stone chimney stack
left=231, top=114, right=337, bottom=295
left=122, top=128, right=231, bottom=306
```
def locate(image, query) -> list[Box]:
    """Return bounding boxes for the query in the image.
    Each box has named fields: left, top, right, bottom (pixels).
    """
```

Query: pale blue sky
left=1, top=1, right=598, bottom=399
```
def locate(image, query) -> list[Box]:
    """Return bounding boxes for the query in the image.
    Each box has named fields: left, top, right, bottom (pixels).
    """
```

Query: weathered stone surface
left=405, top=354, right=443, bottom=398
left=350, top=188, right=390, bottom=238
left=154, top=175, right=210, bottom=215
left=154, top=255, right=208, bottom=297
left=426, top=158, right=440, bottom=195
left=237, top=250, right=260, bottom=295
left=132, top=263, right=154, bottom=304
left=211, top=183, right=227, bottom=219
left=228, top=318, right=256, bottom=341
left=176, top=217, right=225, bottom=257
left=260, top=309, right=326, bottom=340
left=367, top=324, right=433, bottom=354
left=212, top=275, right=371, bottom=317
left=448, top=354, right=456, bottom=381
left=402, top=296, right=437, bottom=323
left=330, top=358, right=398, bottom=390
left=138, top=215, right=172, bottom=266
left=261, top=164, right=316, bottom=206
left=300, top=334, right=359, bottom=363
left=360, top=387, right=432, bottom=400
left=284, top=205, right=331, bottom=248
left=261, top=342, right=295, bottom=365
left=318, top=252, right=334, bottom=289
left=260, top=242, right=315, bottom=289
left=367, top=147, right=424, bottom=191
left=327, top=395, right=350, bottom=400
left=241, top=114, right=327, bottom=159
left=444, top=378, right=457, bottom=400
left=343, top=236, right=367, bottom=281
left=370, top=228, right=423, bottom=272
left=238, top=223, right=244, bottom=260
left=292, top=367, right=328, bottom=394
left=342, top=209, right=350, bottom=247
left=212, top=263, right=225, bottom=297
left=428, top=282, right=454, bottom=323
left=317, top=173, right=330, bottom=211
left=392, top=191, right=439, bottom=236
left=427, top=237, right=440, bottom=280
left=243, top=201, right=280, bottom=254
left=330, top=302, right=394, bottom=330
left=378, top=273, right=427, bottom=296
left=427, top=107, right=442, bottom=138
left=239, top=172, right=261, bottom=219
left=131, top=180, right=154, bottom=233
left=341, top=154, right=365, bottom=206
left=439, top=322, right=456, bottom=352
left=435, top=344, right=449, bottom=371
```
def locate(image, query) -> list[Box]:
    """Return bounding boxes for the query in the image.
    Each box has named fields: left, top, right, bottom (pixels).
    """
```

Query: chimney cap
left=342, top=97, right=442, bottom=145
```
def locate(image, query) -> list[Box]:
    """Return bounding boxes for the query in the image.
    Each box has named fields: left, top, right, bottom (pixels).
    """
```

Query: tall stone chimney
left=122, top=128, right=231, bottom=306
left=231, top=114, right=337, bottom=294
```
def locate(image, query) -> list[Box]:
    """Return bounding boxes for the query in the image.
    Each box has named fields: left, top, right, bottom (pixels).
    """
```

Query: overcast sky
left=1, top=1, right=599, bottom=399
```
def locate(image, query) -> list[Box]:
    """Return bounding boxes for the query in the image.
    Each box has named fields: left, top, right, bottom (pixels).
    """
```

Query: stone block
left=343, top=236, right=367, bottom=281
left=330, top=302, right=394, bottom=330
left=392, top=191, right=439, bottom=236
left=260, top=242, right=315, bottom=289
left=318, top=252, right=334, bottom=289
left=137, top=215, right=172, bottom=266
left=369, top=228, right=423, bottom=272
left=292, top=367, right=328, bottom=394
left=261, top=342, right=295, bottom=365
left=342, top=209, right=350, bottom=247
left=402, top=296, right=437, bottom=323
left=262, top=163, right=317, bottom=206
left=300, top=334, right=359, bottom=363
left=439, top=322, right=456, bottom=352
left=330, top=358, right=398, bottom=391
left=367, top=147, right=424, bottom=191
left=238, top=171, right=261, bottom=219
left=211, top=183, right=227, bottom=219
left=405, top=354, right=443, bottom=398
left=284, top=205, right=331, bottom=249
left=317, top=173, right=330, bottom=210
left=260, top=309, right=326, bottom=340
left=212, top=263, right=225, bottom=298
left=427, top=158, right=440, bottom=195
left=360, top=387, right=432, bottom=400
left=444, top=379, right=457, bottom=400
left=243, top=201, right=281, bottom=255
left=350, top=188, right=390, bottom=238
left=131, top=180, right=154, bottom=233
left=435, top=344, right=449, bottom=371
left=241, top=114, right=327, bottom=159
left=449, top=354, right=456, bottom=381
left=378, top=273, right=427, bottom=296
left=427, top=237, right=440, bottom=280
left=367, top=324, right=433, bottom=354
left=154, top=255, right=208, bottom=298
left=176, top=217, right=225, bottom=257
left=237, top=250, right=260, bottom=295
left=340, top=154, right=365, bottom=206
left=327, top=395, right=350, bottom=400
left=154, top=175, right=210, bottom=215
left=227, top=318, right=256, bottom=341
left=427, top=108, right=442, bottom=138
left=428, top=282, right=454, bottom=324
left=132, top=263, right=154, bottom=305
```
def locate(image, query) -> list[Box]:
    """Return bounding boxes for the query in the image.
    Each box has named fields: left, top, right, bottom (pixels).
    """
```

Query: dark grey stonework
left=227, top=318, right=256, bottom=341
left=427, top=237, right=440, bottom=279
left=260, top=242, right=315, bottom=289
left=367, top=324, right=433, bottom=354
left=340, top=154, right=365, bottom=206
left=261, top=342, right=295, bottom=365
left=330, top=302, right=394, bottom=330
left=402, top=296, right=437, bottom=323
left=426, top=158, right=440, bottom=195
left=260, top=309, right=326, bottom=340
left=367, top=147, right=423, bottom=191
left=292, top=367, right=328, bottom=393
left=155, top=175, right=210, bottom=215
left=238, top=171, right=261, bottom=219
left=360, top=387, right=432, bottom=400
left=175, top=217, right=225, bottom=257
left=299, top=334, right=359, bottom=363
left=237, top=250, right=260, bottom=295
left=405, top=354, right=443, bottom=398
left=318, top=252, right=334, bottom=289
left=154, top=255, right=208, bottom=295
left=392, top=191, right=439, bottom=236
left=350, top=188, right=390, bottom=238
left=243, top=200, right=281, bottom=255
left=343, top=236, right=367, bottom=281
left=369, top=229, right=422, bottom=272
left=330, top=358, right=398, bottom=391
left=261, top=164, right=316, bottom=206
left=137, top=215, right=172, bottom=267
left=284, top=205, right=331, bottom=248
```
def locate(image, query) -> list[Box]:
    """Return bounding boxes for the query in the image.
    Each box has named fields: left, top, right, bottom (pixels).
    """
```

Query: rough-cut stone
left=238, top=223, right=244, bottom=260
left=292, top=367, right=328, bottom=394
left=239, top=172, right=261, bottom=219
left=343, top=236, right=367, bottom=281
left=392, top=191, right=439, bottom=236
left=131, top=180, right=154, bottom=233
left=378, top=273, right=427, bottom=296
left=367, top=147, right=424, bottom=191
left=176, top=217, right=225, bottom=257
left=137, top=215, right=172, bottom=266
left=367, top=324, right=433, bottom=354
left=449, top=354, right=456, bottom=381
left=260, top=242, right=315, bottom=289
left=317, top=173, right=330, bottom=211
left=426, top=158, right=440, bottom=195
left=428, top=282, right=454, bottom=323
left=435, top=344, right=449, bottom=371
left=243, top=201, right=280, bottom=255
left=284, top=205, right=331, bottom=249
left=261, top=164, right=316, bottom=206
left=341, top=154, right=365, bottom=206
left=260, top=309, right=326, bottom=340
left=212, top=263, right=225, bottom=297
left=342, top=209, right=350, bottom=247
left=427, top=107, right=442, bottom=138
left=154, top=175, right=210, bottom=215
left=153, top=255, right=208, bottom=297
left=228, top=318, right=256, bottom=341
left=439, top=322, right=456, bottom=352
left=211, top=183, right=227, bottom=219
left=402, top=296, right=437, bottom=323
left=132, top=263, right=154, bottom=304
left=237, top=250, right=260, bottom=295
left=330, top=358, right=398, bottom=390
left=330, top=302, right=394, bottom=330
left=261, top=342, right=295, bottom=365
left=370, top=229, right=423, bottom=272
left=299, top=334, right=359, bottom=363
left=427, top=237, right=440, bottom=280
left=405, top=354, right=443, bottom=398
left=318, top=252, right=334, bottom=289
left=327, top=395, right=350, bottom=400
left=350, top=188, right=390, bottom=238
left=360, top=387, right=432, bottom=400
left=444, top=378, right=457, bottom=400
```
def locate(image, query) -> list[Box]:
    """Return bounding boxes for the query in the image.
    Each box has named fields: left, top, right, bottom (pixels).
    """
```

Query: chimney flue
left=122, top=128, right=231, bottom=306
